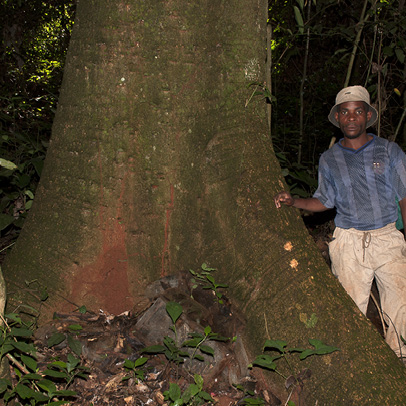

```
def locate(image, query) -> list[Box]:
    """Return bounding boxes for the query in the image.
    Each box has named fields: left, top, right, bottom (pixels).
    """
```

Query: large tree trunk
left=3, top=0, right=406, bottom=404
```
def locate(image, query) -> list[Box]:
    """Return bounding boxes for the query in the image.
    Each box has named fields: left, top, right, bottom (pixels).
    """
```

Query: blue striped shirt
left=313, top=134, right=406, bottom=230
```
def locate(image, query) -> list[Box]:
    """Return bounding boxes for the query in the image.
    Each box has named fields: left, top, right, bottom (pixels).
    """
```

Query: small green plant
left=245, top=82, right=276, bottom=107
left=0, top=312, right=89, bottom=405
left=142, top=301, right=228, bottom=368
left=46, top=322, right=84, bottom=358
left=182, top=325, right=228, bottom=362
left=189, top=263, right=228, bottom=304
left=122, top=356, right=148, bottom=382
left=249, top=339, right=339, bottom=405
left=250, top=339, right=339, bottom=372
left=142, top=301, right=189, bottom=365
left=75, top=305, right=87, bottom=315
left=233, top=384, right=265, bottom=406
left=167, top=301, right=183, bottom=342
left=143, top=335, right=189, bottom=366
left=163, top=374, right=213, bottom=406
left=42, top=353, right=89, bottom=388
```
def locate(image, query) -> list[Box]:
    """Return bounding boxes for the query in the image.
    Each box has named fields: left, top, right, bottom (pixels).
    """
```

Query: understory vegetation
left=0, top=272, right=338, bottom=405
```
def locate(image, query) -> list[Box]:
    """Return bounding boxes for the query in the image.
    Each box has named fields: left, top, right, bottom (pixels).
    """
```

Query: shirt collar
left=338, top=133, right=376, bottom=153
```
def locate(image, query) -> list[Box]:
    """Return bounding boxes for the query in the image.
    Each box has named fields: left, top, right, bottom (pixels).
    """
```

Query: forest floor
left=0, top=216, right=385, bottom=406
left=28, top=287, right=271, bottom=406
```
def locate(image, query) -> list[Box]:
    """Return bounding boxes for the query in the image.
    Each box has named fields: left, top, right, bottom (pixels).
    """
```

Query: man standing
left=275, top=86, right=406, bottom=362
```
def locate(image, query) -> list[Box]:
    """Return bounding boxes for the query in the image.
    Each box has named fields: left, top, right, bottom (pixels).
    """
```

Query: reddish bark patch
left=69, top=181, right=135, bottom=314
left=67, top=154, right=136, bottom=314
left=69, top=242, right=134, bottom=315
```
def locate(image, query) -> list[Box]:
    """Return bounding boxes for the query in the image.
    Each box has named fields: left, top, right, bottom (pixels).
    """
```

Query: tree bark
left=3, top=0, right=406, bottom=404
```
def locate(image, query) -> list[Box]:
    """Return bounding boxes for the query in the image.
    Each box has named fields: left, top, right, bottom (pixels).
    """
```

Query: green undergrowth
left=120, top=269, right=339, bottom=406
left=249, top=338, right=339, bottom=405
left=0, top=265, right=340, bottom=405
left=121, top=269, right=232, bottom=405
left=122, top=300, right=221, bottom=405
left=0, top=310, right=89, bottom=405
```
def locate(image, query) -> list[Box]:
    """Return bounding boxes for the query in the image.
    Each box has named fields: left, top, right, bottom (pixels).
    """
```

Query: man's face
left=335, top=101, right=372, bottom=139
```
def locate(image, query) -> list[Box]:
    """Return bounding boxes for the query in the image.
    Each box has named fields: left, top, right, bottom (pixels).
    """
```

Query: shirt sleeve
left=313, top=153, right=336, bottom=209
left=389, top=142, right=406, bottom=201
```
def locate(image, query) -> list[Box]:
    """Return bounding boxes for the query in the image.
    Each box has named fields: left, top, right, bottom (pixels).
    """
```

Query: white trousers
left=329, top=222, right=406, bottom=358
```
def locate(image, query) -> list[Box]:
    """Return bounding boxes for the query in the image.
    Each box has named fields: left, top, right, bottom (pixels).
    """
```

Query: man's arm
left=398, top=197, right=406, bottom=231
left=274, top=191, right=329, bottom=212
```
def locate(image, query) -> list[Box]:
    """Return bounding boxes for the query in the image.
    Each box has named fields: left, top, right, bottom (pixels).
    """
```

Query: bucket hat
left=328, top=85, right=378, bottom=128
